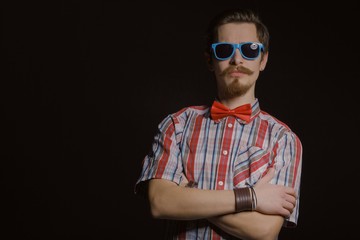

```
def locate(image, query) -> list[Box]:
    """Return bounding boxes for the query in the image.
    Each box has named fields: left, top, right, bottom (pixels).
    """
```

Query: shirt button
left=218, top=181, right=224, bottom=186
left=222, top=150, right=228, bottom=155
left=227, top=123, right=233, bottom=128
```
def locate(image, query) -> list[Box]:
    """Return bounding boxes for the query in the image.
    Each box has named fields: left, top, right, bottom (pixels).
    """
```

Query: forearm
left=148, top=179, right=235, bottom=220
left=208, top=212, right=284, bottom=240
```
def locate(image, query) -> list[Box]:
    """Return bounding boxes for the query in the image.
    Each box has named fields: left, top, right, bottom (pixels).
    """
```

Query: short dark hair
left=205, top=8, right=270, bottom=55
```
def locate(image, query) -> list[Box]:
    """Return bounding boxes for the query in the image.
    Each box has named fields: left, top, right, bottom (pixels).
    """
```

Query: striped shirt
left=135, top=98, right=303, bottom=239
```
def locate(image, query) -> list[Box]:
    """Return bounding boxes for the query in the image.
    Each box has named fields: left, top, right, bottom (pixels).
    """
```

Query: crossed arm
left=147, top=168, right=296, bottom=240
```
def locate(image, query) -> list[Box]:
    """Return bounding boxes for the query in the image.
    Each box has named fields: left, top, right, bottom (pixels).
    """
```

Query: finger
left=260, top=167, right=275, bottom=183
left=282, top=201, right=295, bottom=214
left=279, top=208, right=291, bottom=218
left=179, top=173, right=189, bottom=187
left=284, top=194, right=296, bottom=206
left=284, top=187, right=296, bottom=197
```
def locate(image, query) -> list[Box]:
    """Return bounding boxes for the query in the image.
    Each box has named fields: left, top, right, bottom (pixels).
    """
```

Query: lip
left=229, top=71, right=246, bottom=77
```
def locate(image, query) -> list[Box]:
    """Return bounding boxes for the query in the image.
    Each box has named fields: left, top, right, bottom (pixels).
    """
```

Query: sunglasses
left=211, top=42, right=264, bottom=61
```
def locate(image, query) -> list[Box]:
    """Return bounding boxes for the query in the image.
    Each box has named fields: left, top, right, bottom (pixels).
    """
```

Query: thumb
left=258, top=167, right=275, bottom=185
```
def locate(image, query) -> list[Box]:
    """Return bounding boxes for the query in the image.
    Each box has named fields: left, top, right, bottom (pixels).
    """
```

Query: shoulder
left=259, top=110, right=302, bottom=145
left=168, top=105, right=210, bottom=122
left=259, top=110, right=291, bottom=129
left=158, top=105, right=210, bottom=128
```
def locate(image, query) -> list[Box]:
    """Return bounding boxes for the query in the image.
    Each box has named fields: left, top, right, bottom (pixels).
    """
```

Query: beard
left=217, top=65, right=255, bottom=99
left=218, top=78, right=252, bottom=99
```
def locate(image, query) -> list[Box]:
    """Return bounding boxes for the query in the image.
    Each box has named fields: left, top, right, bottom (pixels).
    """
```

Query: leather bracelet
left=234, top=187, right=253, bottom=212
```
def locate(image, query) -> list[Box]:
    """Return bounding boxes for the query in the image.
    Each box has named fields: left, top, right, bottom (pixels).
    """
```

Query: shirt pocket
left=233, top=145, right=271, bottom=187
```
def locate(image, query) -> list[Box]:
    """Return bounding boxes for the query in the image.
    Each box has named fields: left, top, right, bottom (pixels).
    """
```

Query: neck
left=218, top=93, right=256, bottom=109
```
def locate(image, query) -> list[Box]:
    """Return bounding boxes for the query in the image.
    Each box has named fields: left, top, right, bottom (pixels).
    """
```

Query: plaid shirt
left=135, top=99, right=303, bottom=239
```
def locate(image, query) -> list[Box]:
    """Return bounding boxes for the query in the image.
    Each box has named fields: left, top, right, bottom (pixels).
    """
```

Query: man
left=135, top=8, right=302, bottom=240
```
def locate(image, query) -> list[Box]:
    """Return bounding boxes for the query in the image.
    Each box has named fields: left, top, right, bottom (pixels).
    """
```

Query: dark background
left=2, top=1, right=359, bottom=239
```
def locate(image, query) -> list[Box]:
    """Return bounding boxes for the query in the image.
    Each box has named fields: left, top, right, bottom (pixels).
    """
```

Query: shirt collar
left=208, top=98, right=261, bottom=124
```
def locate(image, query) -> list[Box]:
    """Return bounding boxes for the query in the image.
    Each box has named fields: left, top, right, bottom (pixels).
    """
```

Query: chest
left=179, top=117, right=277, bottom=189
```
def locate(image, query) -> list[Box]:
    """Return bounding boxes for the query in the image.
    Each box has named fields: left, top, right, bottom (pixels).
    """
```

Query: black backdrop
left=2, top=1, right=359, bottom=239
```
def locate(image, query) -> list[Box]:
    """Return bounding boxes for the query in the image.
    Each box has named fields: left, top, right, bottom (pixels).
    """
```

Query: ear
left=259, top=51, right=269, bottom=71
left=204, top=52, right=214, bottom=71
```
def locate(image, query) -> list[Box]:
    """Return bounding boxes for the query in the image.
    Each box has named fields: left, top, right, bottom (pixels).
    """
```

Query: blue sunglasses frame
left=211, top=42, right=264, bottom=61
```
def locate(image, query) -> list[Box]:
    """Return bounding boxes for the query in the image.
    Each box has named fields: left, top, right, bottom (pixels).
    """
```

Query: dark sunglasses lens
left=241, top=43, right=260, bottom=59
left=215, top=44, right=234, bottom=59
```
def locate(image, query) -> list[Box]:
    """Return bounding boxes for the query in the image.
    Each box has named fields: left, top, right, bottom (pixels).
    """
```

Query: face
left=209, top=23, right=268, bottom=100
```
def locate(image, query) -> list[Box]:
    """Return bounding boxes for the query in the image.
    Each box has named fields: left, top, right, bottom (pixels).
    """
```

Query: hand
left=179, top=173, right=198, bottom=188
left=254, top=168, right=297, bottom=218
left=179, top=172, right=189, bottom=187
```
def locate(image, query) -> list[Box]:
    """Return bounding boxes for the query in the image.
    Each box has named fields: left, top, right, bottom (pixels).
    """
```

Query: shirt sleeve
left=272, top=130, right=303, bottom=228
left=134, top=114, right=184, bottom=196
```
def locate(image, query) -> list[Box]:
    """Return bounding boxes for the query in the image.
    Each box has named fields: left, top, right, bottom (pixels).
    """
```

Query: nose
left=230, top=48, right=244, bottom=65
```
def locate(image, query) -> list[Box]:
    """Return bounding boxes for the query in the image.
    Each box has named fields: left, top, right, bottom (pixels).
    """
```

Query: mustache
left=220, top=66, right=254, bottom=76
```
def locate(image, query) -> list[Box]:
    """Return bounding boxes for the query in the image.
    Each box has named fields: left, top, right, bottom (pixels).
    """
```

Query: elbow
left=148, top=193, right=170, bottom=219
left=147, top=179, right=180, bottom=219
left=149, top=199, right=162, bottom=219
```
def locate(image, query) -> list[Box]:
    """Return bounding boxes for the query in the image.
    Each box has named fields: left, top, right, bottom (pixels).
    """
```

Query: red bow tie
left=210, top=101, right=252, bottom=123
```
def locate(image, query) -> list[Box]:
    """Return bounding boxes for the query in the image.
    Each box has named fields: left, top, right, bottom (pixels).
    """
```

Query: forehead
left=217, top=23, right=258, bottom=42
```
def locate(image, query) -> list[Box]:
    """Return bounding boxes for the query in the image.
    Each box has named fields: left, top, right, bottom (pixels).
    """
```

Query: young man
left=135, top=8, right=303, bottom=240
